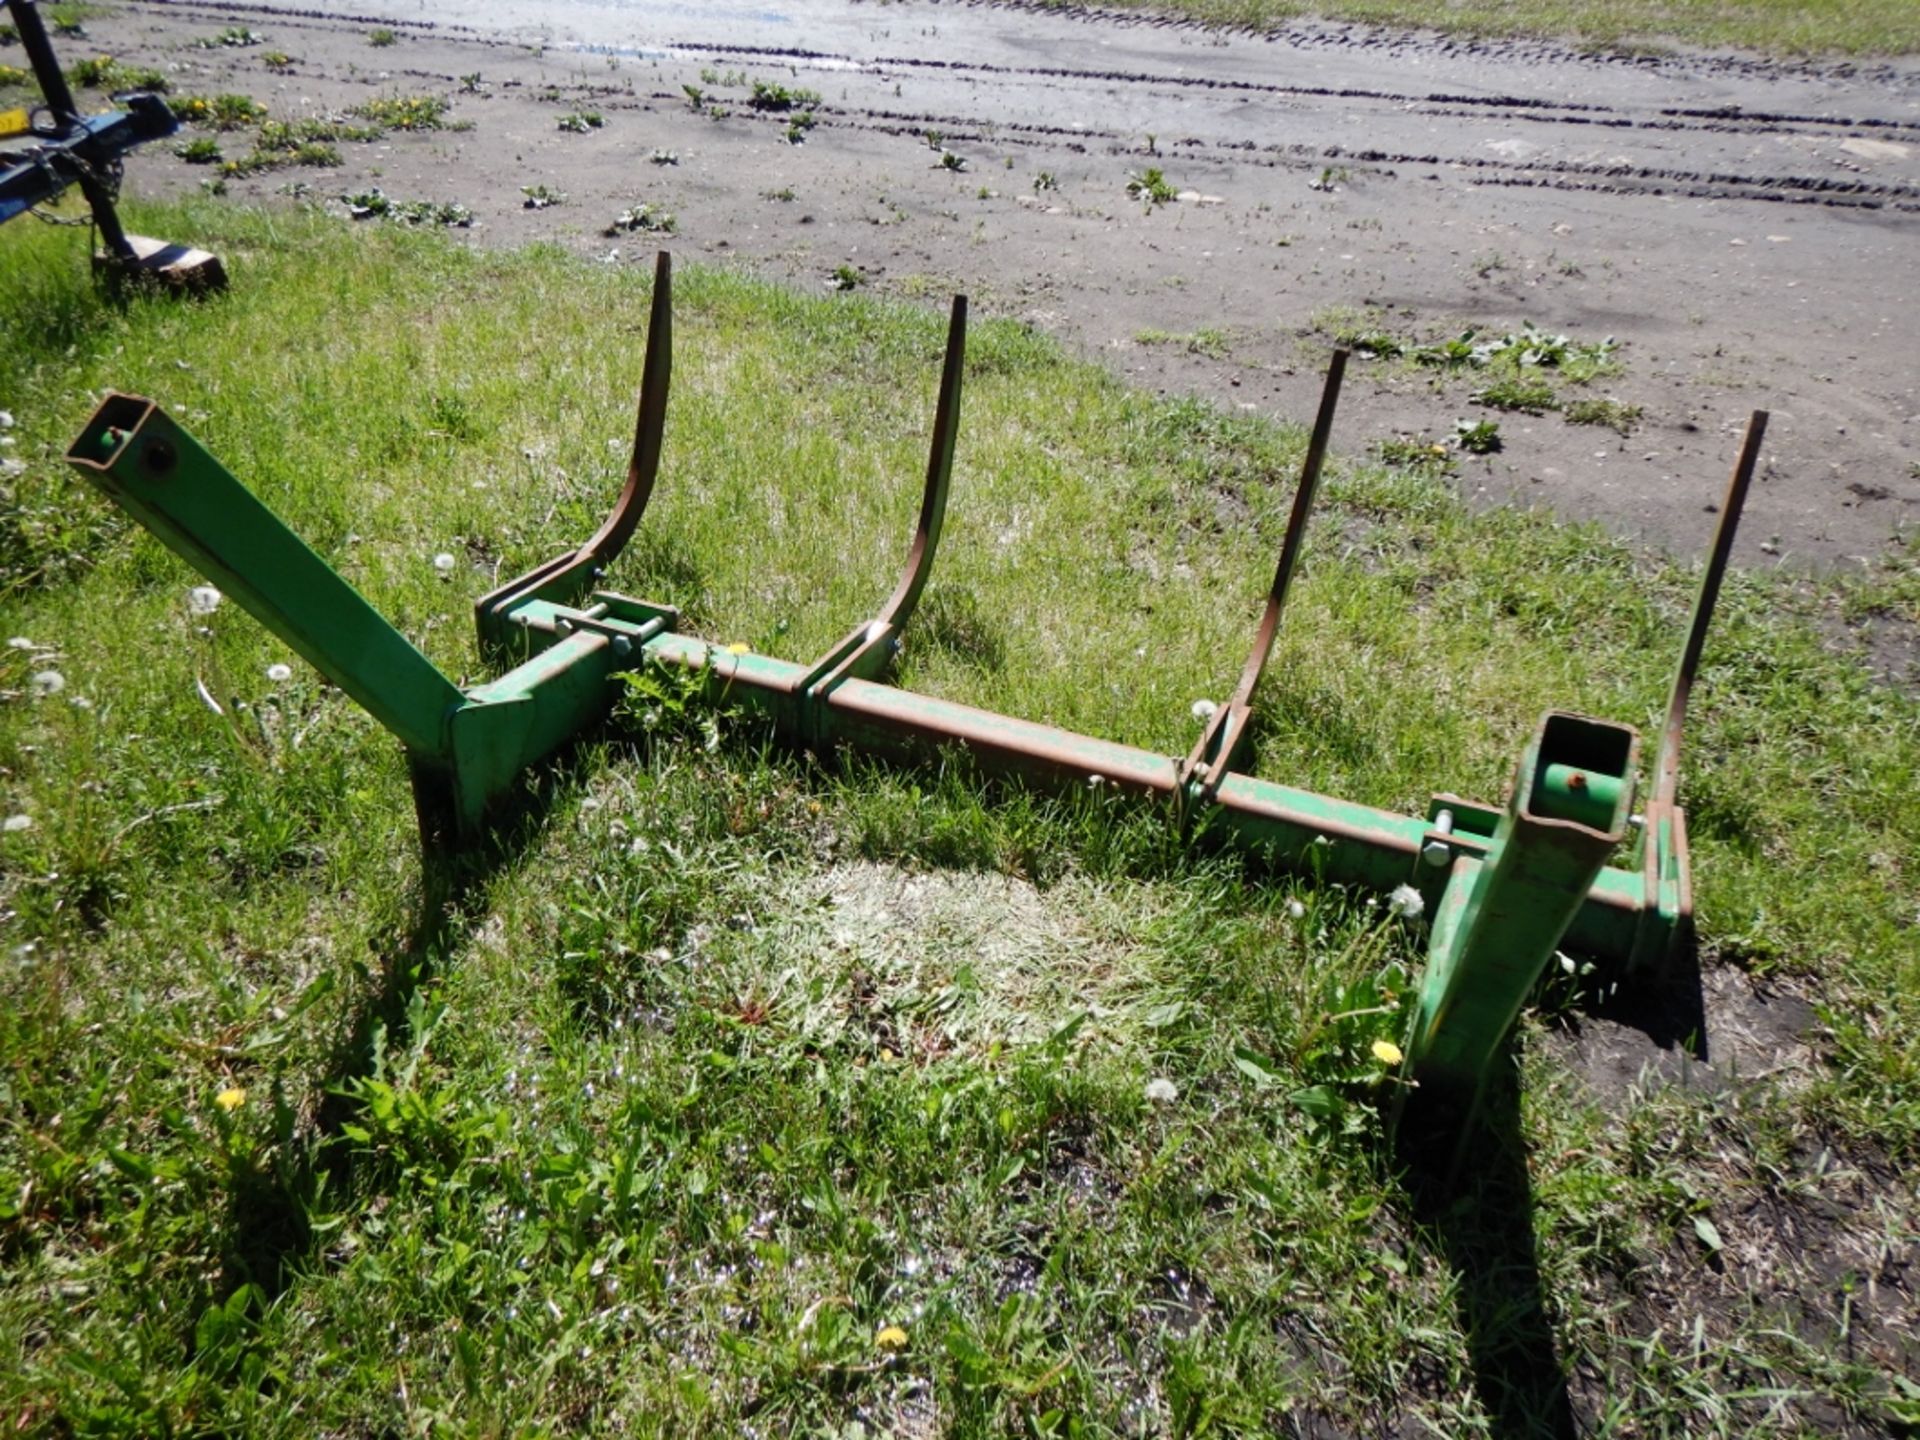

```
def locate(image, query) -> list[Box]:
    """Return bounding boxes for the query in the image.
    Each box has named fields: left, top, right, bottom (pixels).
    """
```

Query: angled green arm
left=68, top=394, right=464, bottom=756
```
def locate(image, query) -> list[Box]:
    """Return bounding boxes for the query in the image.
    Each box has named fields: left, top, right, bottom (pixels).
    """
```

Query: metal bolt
left=1422, top=807, right=1455, bottom=868
left=611, top=635, right=632, bottom=657
left=558, top=619, right=575, bottom=635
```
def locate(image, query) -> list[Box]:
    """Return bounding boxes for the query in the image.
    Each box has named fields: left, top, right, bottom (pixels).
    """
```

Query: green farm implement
left=66, top=251, right=1765, bottom=1102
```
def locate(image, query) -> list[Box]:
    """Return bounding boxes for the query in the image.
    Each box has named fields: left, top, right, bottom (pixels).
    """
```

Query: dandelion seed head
left=1388, top=883, right=1425, bottom=919
left=1286, top=898, right=1306, bottom=920
left=1145, top=1076, right=1179, bottom=1104
left=433, top=552, right=457, bottom=572
left=188, top=585, right=222, bottom=615
left=266, top=663, right=293, bottom=683
left=30, top=670, right=64, bottom=697
left=7, top=636, right=32, bottom=650
left=3, top=814, right=32, bottom=833
left=1190, top=698, right=1218, bottom=722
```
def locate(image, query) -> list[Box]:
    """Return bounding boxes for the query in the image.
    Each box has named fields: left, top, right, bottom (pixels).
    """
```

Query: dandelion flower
left=266, top=663, right=293, bottom=683
left=189, top=585, right=222, bottom=615
left=1371, top=1039, right=1404, bottom=1067
left=1145, top=1076, right=1178, bottom=1104
left=3, top=814, right=31, bottom=833
left=433, top=552, right=456, bottom=572
left=1388, top=884, right=1424, bottom=919
left=875, top=1324, right=909, bottom=1350
left=215, top=1086, right=247, bottom=1112
left=1190, top=698, right=1218, bottom=722
left=724, top=642, right=750, bottom=655
left=30, top=670, right=64, bottom=697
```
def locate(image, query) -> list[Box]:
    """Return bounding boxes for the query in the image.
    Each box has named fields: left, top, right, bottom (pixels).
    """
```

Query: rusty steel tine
left=1182, top=348, right=1348, bottom=796
left=579, top=249, right=674, bottom=576
left=1653, top=410, right=1767, bottom=810
left=878, top=293, right=968, bottom=631
left=791, top=295, right=969, bottom=725
left=474, top=251, right=673, bottom=639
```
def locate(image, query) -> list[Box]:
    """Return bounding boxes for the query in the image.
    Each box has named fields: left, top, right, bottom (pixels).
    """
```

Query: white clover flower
left=433, top=552, right=456, bottom=572
left=3, top=814, right=31, bottom=833
left=1388, top=884, right=1425, bottom=919
left=188, top=585, right=222, bottom=615
left=266, top=663, right=293, bottom=683
left=1190, top=698, right=1218, bottom=722
left=30, top=670, right=64, bottom=697
left=1145, top=1077, right=1178, bottom=1104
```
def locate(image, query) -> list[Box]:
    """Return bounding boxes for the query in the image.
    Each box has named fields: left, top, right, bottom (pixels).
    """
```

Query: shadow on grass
left=1394, top=948, right=1707, bottom=1438
left=213, top=773, right=569, bottom=1306
left=1398, top=1069, right=1578, bottom=1440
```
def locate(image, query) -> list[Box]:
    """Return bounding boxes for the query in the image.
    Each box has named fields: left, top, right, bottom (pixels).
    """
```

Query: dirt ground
left=60, top=2, right=1920, bottom=622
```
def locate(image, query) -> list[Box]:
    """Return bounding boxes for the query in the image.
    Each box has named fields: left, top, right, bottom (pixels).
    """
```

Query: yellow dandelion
left=215, top=1086, right=248, bottom=1112
left=1370, top=1039, right=1403, bottom=1067
left=875, top=1324, right=909, bottom=1350
left=724, top=642, right=750, bottom=655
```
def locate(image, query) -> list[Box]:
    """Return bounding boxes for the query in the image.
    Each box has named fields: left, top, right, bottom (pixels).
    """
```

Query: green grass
left=2, top=203, right=1917, bottom=1436
left=1135, top=328, right=1231, bottom=359
left=1060, top=0, right=1920, bottom=57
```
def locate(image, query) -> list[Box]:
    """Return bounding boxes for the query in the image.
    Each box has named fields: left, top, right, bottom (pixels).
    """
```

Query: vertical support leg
left=1408, top=712, right=1640, bottom=1098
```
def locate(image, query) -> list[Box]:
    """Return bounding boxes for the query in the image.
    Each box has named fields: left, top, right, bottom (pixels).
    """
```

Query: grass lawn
left=1065, top=0, right=1920, bottom=57
left=2, top=201, right=1917, bottom=1436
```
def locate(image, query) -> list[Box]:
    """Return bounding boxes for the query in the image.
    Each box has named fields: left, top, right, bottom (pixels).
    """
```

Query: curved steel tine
left=475, top=250, right=673, bottom=641
left=1653, top=409, right=1767, bottom=810
left=797, top=294, right=967, bottom=703
left=879, top=293, right=968, bottom=631
left=579, top=249, right=674, bottom=575
left=1181, top=348, right=1348, bottom=796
